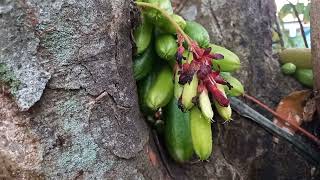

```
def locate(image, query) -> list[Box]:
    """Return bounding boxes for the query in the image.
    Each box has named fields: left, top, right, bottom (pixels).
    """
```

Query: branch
left=288, top=1, right=309, bottom=48
left=275, top=18, right=285, bottom=48
left=243, top=93, right=320, bottom=146
left=230, top=97, right=320, bottom=165
left=311, top=0, right=320, bottom=121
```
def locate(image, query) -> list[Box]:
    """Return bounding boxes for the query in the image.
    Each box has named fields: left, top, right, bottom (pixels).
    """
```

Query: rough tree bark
left=311, top=0, right=320, bottom=121
left=168, top=0, right=318, bottom=179
left=0, top=0, right=167, bottom=179
left=0, top=0, right=319, bottom=179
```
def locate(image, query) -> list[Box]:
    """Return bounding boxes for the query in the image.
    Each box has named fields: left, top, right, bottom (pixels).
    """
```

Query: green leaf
left=279, top=4, right=292, bottom=20
left=295, top=3, right=305, bottom=14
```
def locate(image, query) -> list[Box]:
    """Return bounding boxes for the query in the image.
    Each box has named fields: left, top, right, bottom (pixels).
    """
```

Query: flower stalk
left=135, top=1, right=192, bottom=45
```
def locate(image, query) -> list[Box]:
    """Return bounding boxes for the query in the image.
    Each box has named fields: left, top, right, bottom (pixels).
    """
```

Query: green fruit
left=155, top=34, right=178, bottom=62
left=210, top=44, right=241, bottom=72
left=174, top=70, right=183, bottom=99
left=294, top=69, right=313, bottom=88
left=184, top=21, right=210, bottom=47
left=199, top=89, right=214, bottom=120
left=281, top=63, right=296, bottom=75
left=146, top=65, right=174, bottom=110
left=220, top=72, right=244, bottom=97
left=133, top=45, right=155, bottom=80
left=190, top=107, right=212, bottom=160
left=158, top=14, right=186, bottom=34
left=134, top=16, right=153, bottom=54
left=214, top=84, right=232, bottom=122
left=181, top=74, right=198, bottom=110
left=137, top=73, right=156, bottom=115
left=164, top=98, right=193, bottom=163
left=143, top=0, right=173, bottom=23
left=279, top=48, right=311, bottom=69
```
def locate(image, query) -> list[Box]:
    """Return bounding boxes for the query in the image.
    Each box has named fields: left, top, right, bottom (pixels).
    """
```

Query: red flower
left=203, top=72, right=230, bottom=107
left=175, top=33, right=231, bottom=107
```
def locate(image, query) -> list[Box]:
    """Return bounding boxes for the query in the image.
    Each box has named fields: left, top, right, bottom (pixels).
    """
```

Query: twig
left=230, top=97, right=320, bottom=165
left=311, top=0, right=320, bottom=122
left=151, top=130, right=174, bottom=179
left=243, top=93, right=320, bottom=146
left=288, top=1, right=309, bottom=48
left=274, top=18, right=285, bottom=48
left=135, top=1, right=192, bottom=45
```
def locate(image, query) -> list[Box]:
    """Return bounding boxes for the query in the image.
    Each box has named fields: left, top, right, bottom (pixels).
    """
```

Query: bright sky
left=276, top=0, right=310, bottom=11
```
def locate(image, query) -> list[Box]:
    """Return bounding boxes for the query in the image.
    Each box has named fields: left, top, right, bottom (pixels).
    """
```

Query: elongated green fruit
left=294, top=69, right=313, bottom=88
left=184, top=21, right=210, bottom=47
left=143, top=0, right=173, bottom=23
left=133, top=44, right=155, bottom=80
left=279, top=48, right=311, bottom=69
left=210, top=44, right=241, bottom=72
left=199, top=89, right=214, bottom=120
left=214, top=84, right=232, bottom=121
left=155, top=34, right=178, bottom=62
left=174, top=71, right=183, bottom=99
left=146, top=65, right=174, bottom=110
left=281, top=63, right=296, bottom=75
left=134, top=16, right=153, bottom=54
left=181, top=75, right=198, bottom=110
left=164, top=98, right=193, bottom=163
left=158, top=14, right=186, bottom=34
left=137, top=73, right=156, bottom=115
left=220, top=72, right=244, bottom=97
left=190, top=107, right=212, bottom=160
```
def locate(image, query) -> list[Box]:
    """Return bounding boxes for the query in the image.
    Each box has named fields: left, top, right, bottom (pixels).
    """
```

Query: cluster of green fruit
left=280, top=48, right=314, bottom=88
left=134, top=0, right=244, bottom=162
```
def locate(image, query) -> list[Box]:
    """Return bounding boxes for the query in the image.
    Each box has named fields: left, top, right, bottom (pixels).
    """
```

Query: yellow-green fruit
left=155, top=34, right=178, bottom=62
left=146, top=65, right=174, bottom=110
left=279, top=48, right=311, bottom=69
left=199, top=89, right=214, bottom=120
left=214, top=84, right=232, bottom=121
left=281, top=63, right=296, bottom=75
left=181, top=75, right=199, bottom=110
left=158, top=14, right=186, bottom=34
left=294, top=69, right=313, bottom=88
left=137, top=72, right=156, bottom=115
left=134, top=16, right=153, bottom=54
left=184, top=21, right=210, bottom=47
left=210, top=44, right=241, bottom=72
left=220, top=72, right=244, bottom=97
left=174, top=71, right=183, bottom=99
left=190, top=107, right=212, bottom=160
left=143, top=0, right=173, bottom=23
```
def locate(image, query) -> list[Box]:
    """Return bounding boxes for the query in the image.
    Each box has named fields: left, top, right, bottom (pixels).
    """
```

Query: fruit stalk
left=135, top=1, right=192, bottom=45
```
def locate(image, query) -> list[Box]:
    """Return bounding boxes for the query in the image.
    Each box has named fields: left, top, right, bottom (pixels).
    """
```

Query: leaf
left=295, top=3, right=305, bottom=14
left=278, top=4, right=292, bottom=20
left=273, top=90, right=311, bottom=134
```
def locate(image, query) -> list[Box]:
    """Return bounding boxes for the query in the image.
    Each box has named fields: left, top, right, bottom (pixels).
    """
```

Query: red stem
left=243, top=93, right=320, bottom=146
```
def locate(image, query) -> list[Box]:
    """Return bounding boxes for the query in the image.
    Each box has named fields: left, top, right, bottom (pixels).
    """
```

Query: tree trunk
left=0, top=0, right=318, bottom=179
left=311, top=0, right=320, bottom=121
left=0, top=0, right=166, bottom=179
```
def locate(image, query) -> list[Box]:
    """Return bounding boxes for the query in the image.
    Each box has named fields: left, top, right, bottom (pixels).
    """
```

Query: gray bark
left=0, top=0, right=166, bottom=179
left=0, top=0, right=319, bottom=179
left=173, top=0, right=318, bottom=179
